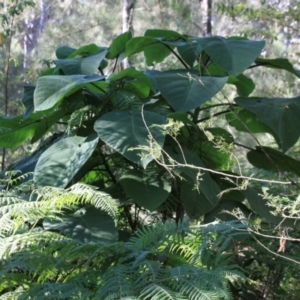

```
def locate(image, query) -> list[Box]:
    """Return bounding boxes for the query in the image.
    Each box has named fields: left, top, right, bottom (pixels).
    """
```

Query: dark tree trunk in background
left=122, top=0, right=135, bottom=69
left=200, top=0, right=212, bottom=36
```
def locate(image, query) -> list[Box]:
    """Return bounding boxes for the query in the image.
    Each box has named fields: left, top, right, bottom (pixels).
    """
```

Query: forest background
left=0, top=0, right=300, bottom=299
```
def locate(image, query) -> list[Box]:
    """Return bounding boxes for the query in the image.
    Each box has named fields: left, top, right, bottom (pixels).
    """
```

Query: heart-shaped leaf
left=34, top=74, right=105, bottom=111
left=55, top=50, right=107, bottom=76
left=44, top=207, right=118, bottom=243
left=227, top=74, right=255, bottom=97
left=198, top=37, right=265, bottom=76
left=235, top=96, right=300, bottom=151
left=0, top=109, right=65, bottom=148
left=255, top=57, right=300, bottom=78
left=120, top=169, right=171, bottom=211
left=94, top=110, right=166, bottom=168
left=247, top=146, right=300, bottom=177
left=167, top=147, right=221, bottom=217
left=34, top=134, right=99, bottom=188
left=107, top=31, right=132, bottom=59
left=156, top=70, right=227, bottom=112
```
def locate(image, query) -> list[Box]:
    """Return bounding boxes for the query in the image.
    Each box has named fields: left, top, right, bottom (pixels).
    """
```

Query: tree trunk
left=122, top=0, right=135, bottom=69
left=200, top=0, right=212, bottom=36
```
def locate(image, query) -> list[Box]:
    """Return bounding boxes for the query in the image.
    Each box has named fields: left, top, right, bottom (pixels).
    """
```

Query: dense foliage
left=1, top=28, right=300, bottom=298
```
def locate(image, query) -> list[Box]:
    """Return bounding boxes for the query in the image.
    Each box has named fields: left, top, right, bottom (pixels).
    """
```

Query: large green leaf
left=198, top=140, right=232, bottom=170
left=247, top=146, right=300, bottom=177
left=56, top=46, right=76, bottom=59
left=21, top=85, right=35, bottom=119
left=227, top=74, right=255, bottom=97
left=155, top=70, right=227, bottom=112
left=109, top=67, right=153, bottom=99
left=177, top=42, right=198, bottom=68
left=180, top=173, right=220, bottom=218
left=34, top=134, right=99, bottom=188
left=125, top=36, right=173, bottom=66
left=226, top=108, right=279, bottom=145
left=255, top=57, right=300, bottom=78
left=68, top=44, right=105, bottom=58
left=0, top=108, right=65, bottom=148
left=119, top=169, right=171, bottom=211
left=204, top=199, right=252, bottom=223
left=167, top=147, right=221, bottom=217
left=125, top=30, right=186, bottom=66
left=94, top=110, right=166, bottom=168
left=107, top=31, right=132, bottom=59
left=144, top=29, right=187, bottom=41
left=34, top=74, right=105, bottom=111
left=235, top=96, right=300, bottom=151
left=197, top=37, right=265, bottom=76
left=44, top=207, right=118, bottom=243
left=242, top=188, right=297, bottom=227
left=55, top=51, right=107, bottom=76
left=7, top=133, right=63, bottom=176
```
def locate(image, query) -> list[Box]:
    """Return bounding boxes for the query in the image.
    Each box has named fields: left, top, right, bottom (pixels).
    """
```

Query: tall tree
left=122, top=0, right=136, bottom=68
left=200, top=0, right=212, bottom=36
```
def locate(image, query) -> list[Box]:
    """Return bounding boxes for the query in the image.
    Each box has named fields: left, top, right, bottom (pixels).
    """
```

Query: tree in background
left=0, top=0, right=35, bottom=170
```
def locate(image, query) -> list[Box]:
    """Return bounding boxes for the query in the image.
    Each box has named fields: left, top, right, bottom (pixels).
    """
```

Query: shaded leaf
left=206, top=127, right=234, bottom=143
left=109, top=67, right=153, bottom=99
left=226, top=108, right=279, bottom=142
left=68, top=43, right=104, bottom=58
left=247, top=146, right=300, bottom=177
left=94, top=110, right=166, bottom=168
left=198, top=140, right=232, bottom=170
left=21, top=86, right=35, bottom=119
left=235, top=96, right=300, bottom=151
left=228, top=74, right=255, bottom=97
left=44, top=207, right=118, bottom=243
left=177, top=42, right=198, bottom=68
left=144, top=29, right=187, bottom=41
left=197, top=37, right=265, bottom=76
left=167, top=112, right=195, bottom=127
left=255, top=57, right=300, bottom=78
left=34, top=134, right=99, bottom=188
left=242, top=188, right=297, bottom=227
left=156, top=70, right=227, bottom=112
left=204, top=199, right=252, bottom=223
left=125, top=36, right=173, bottom=66
left=120, top=169, right=171, bottom=211
left=168, top=147, right=220, bottom=217
left=56, top=45, right=76, bottom=59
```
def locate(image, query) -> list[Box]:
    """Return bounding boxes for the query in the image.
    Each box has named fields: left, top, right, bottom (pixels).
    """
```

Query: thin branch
left=197, top=109, right=231, bottom=123
left=140, top=105, right=292, bottom=186
left=163, top=43, right=190, bottom=69
left=252, top=234, right=300, bottom=266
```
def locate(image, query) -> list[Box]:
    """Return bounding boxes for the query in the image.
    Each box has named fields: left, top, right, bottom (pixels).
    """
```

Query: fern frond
left=97, top=265, right=134, bottom=299
left=18, top=282, right=93, bottom=300
left=0, top=231, right=69, bottom=259
left=140, top=283, right=186, bottom=300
